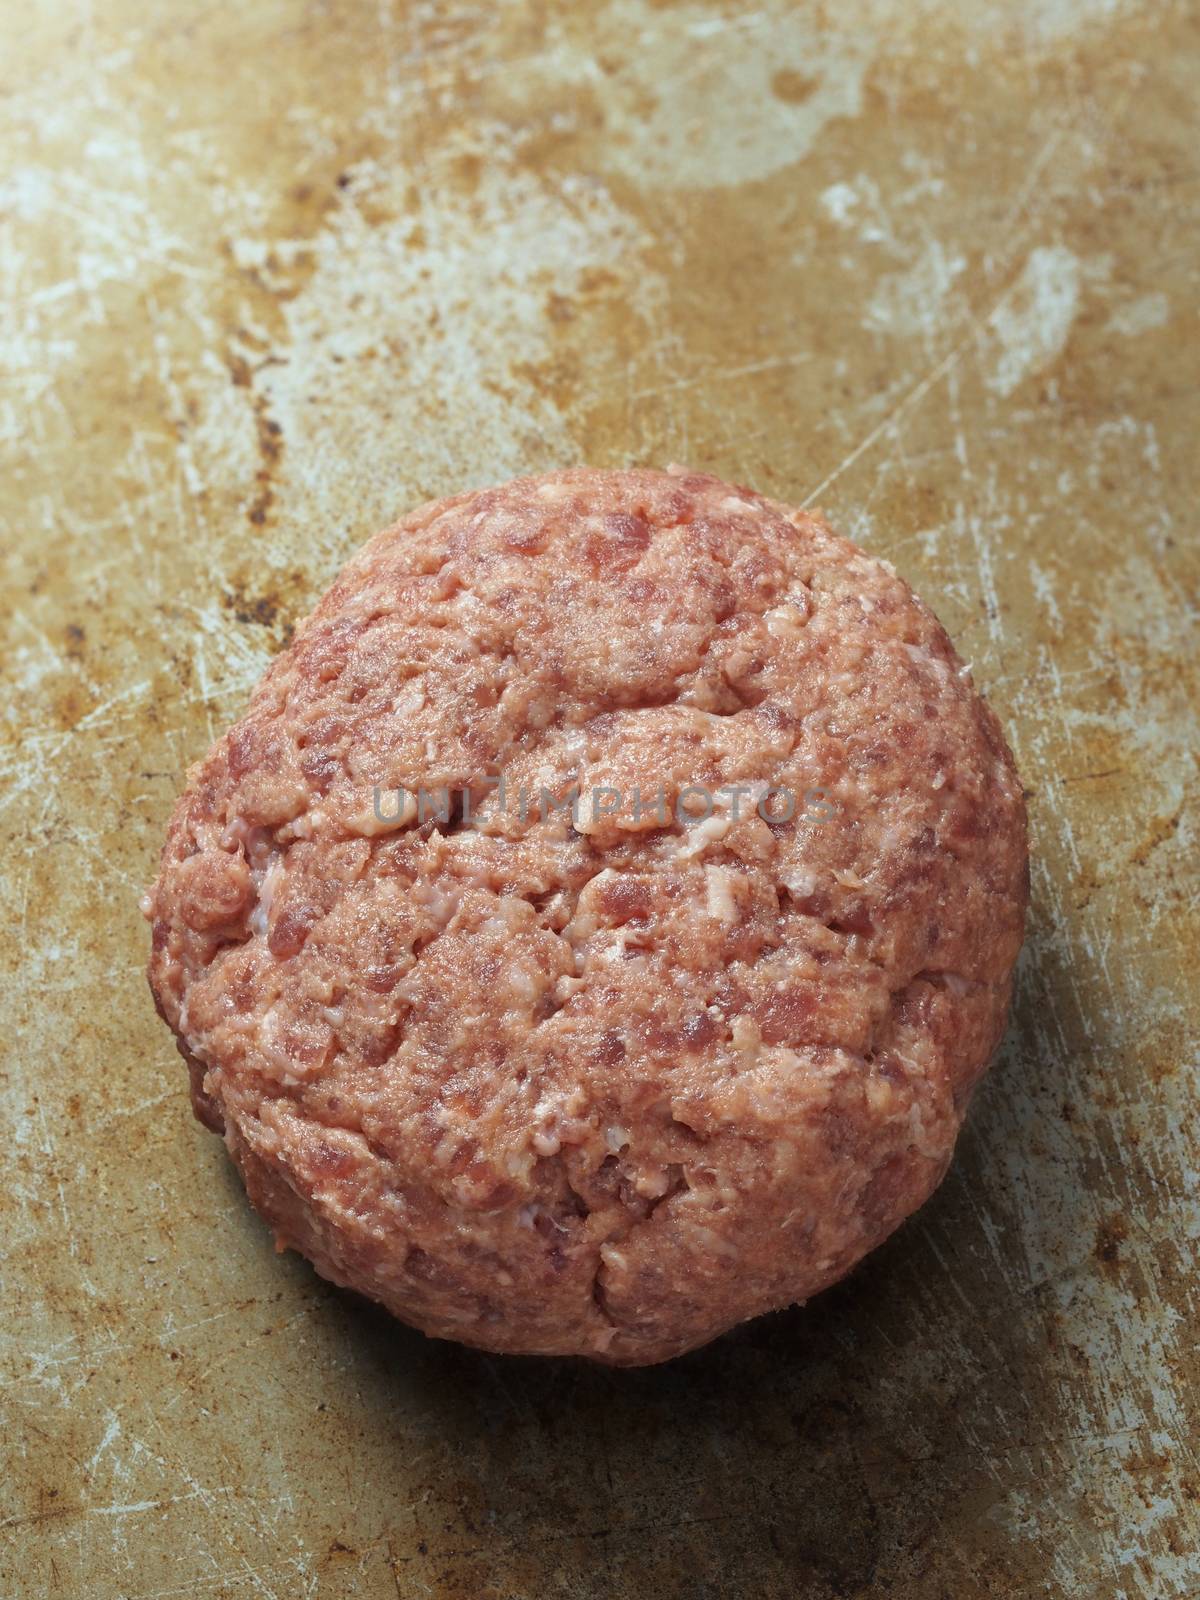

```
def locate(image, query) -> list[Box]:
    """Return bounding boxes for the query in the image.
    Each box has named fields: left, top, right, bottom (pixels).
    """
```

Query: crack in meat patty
left=144, top=466, right=1028, bottom=1365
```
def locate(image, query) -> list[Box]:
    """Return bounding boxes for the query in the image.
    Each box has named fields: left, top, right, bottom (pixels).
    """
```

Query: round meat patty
left=144, top=466, right=1028, bottom=1365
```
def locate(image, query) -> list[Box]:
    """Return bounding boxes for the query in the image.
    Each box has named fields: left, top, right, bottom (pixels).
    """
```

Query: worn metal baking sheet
left=2, top=2, right=1197, bottom=1596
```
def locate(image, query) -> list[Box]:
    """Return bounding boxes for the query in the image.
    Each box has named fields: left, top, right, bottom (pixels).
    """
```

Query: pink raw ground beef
left=144, top=467, right=1028, bottom=1365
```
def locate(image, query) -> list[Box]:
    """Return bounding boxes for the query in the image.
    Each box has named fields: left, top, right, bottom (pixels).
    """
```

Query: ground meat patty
left=144, top=466, right=1028, bottom=1365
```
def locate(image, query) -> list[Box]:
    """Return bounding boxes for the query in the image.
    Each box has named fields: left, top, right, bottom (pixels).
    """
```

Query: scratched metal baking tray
left=2, top=2, right=1196, bottom=1596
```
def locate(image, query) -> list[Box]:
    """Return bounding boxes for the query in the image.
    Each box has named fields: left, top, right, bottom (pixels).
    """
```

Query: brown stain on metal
left=1, top=1, right=1197, bottom=1596
left=1095, top=1214, right=1130, bottom=1277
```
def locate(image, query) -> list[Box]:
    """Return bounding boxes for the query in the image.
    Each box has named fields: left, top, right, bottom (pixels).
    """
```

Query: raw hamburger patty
left=144, top=467, right=1028, bottom=1365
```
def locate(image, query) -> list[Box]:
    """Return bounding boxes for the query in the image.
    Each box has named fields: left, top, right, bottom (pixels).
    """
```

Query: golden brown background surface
left=2, top=2, right=1198, bottom=1596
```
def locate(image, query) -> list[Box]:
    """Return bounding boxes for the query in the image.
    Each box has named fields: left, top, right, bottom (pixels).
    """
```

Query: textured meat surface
left=144, top=466, right=1028, bottom=1364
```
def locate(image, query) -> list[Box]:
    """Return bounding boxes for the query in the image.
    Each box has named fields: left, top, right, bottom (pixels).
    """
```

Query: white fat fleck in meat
left=907, top=1100, right=944, bottom=1159
left=705, top=864, right=739, bottom=922
left=600, top=929, right=633, bottom=963
left=345, top=786, right=418, bottom=838
left=675, top=811, right=731, bottom=859
left=553, top=973, right=587, bottom=1004
left=280, top=811, right=315, bottom=841
left=764, top=597, right=811, bottom=637
left=258, top=1002, right=299, bottom=1081
left=218, top=815, right=252, bottom=853
left=221, top=816, right=274, bottom=865
left=573, top=787, right=613, bottom=834
left=249, top=850, right=285, bottom=939
left=730, top=1015, right=761, bottom=1057
left=684, top=1221, right=741, bottom=1259
left=938, top=971, right=974, bottom=998
left=525, top=695, right=556, bottom=729
left=782, top=867, right=819, bottom=900
left=866, top=1075, right=899, bottom=1115
left=409, top=878, right=462, bottom=923
left=391, top=680, right=428, bottom=717
left=505, top=956, right=540, bottom=1006
left=531, top=1095, right=567, bottom=1158
left=633, top=1165, right=673, bottom=1199
left=904, top=641, right=953, bottom=682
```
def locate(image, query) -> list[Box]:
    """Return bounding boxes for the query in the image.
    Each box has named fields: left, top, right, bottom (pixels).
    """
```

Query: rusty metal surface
left=2, top=1, right=1197, bottom=1595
